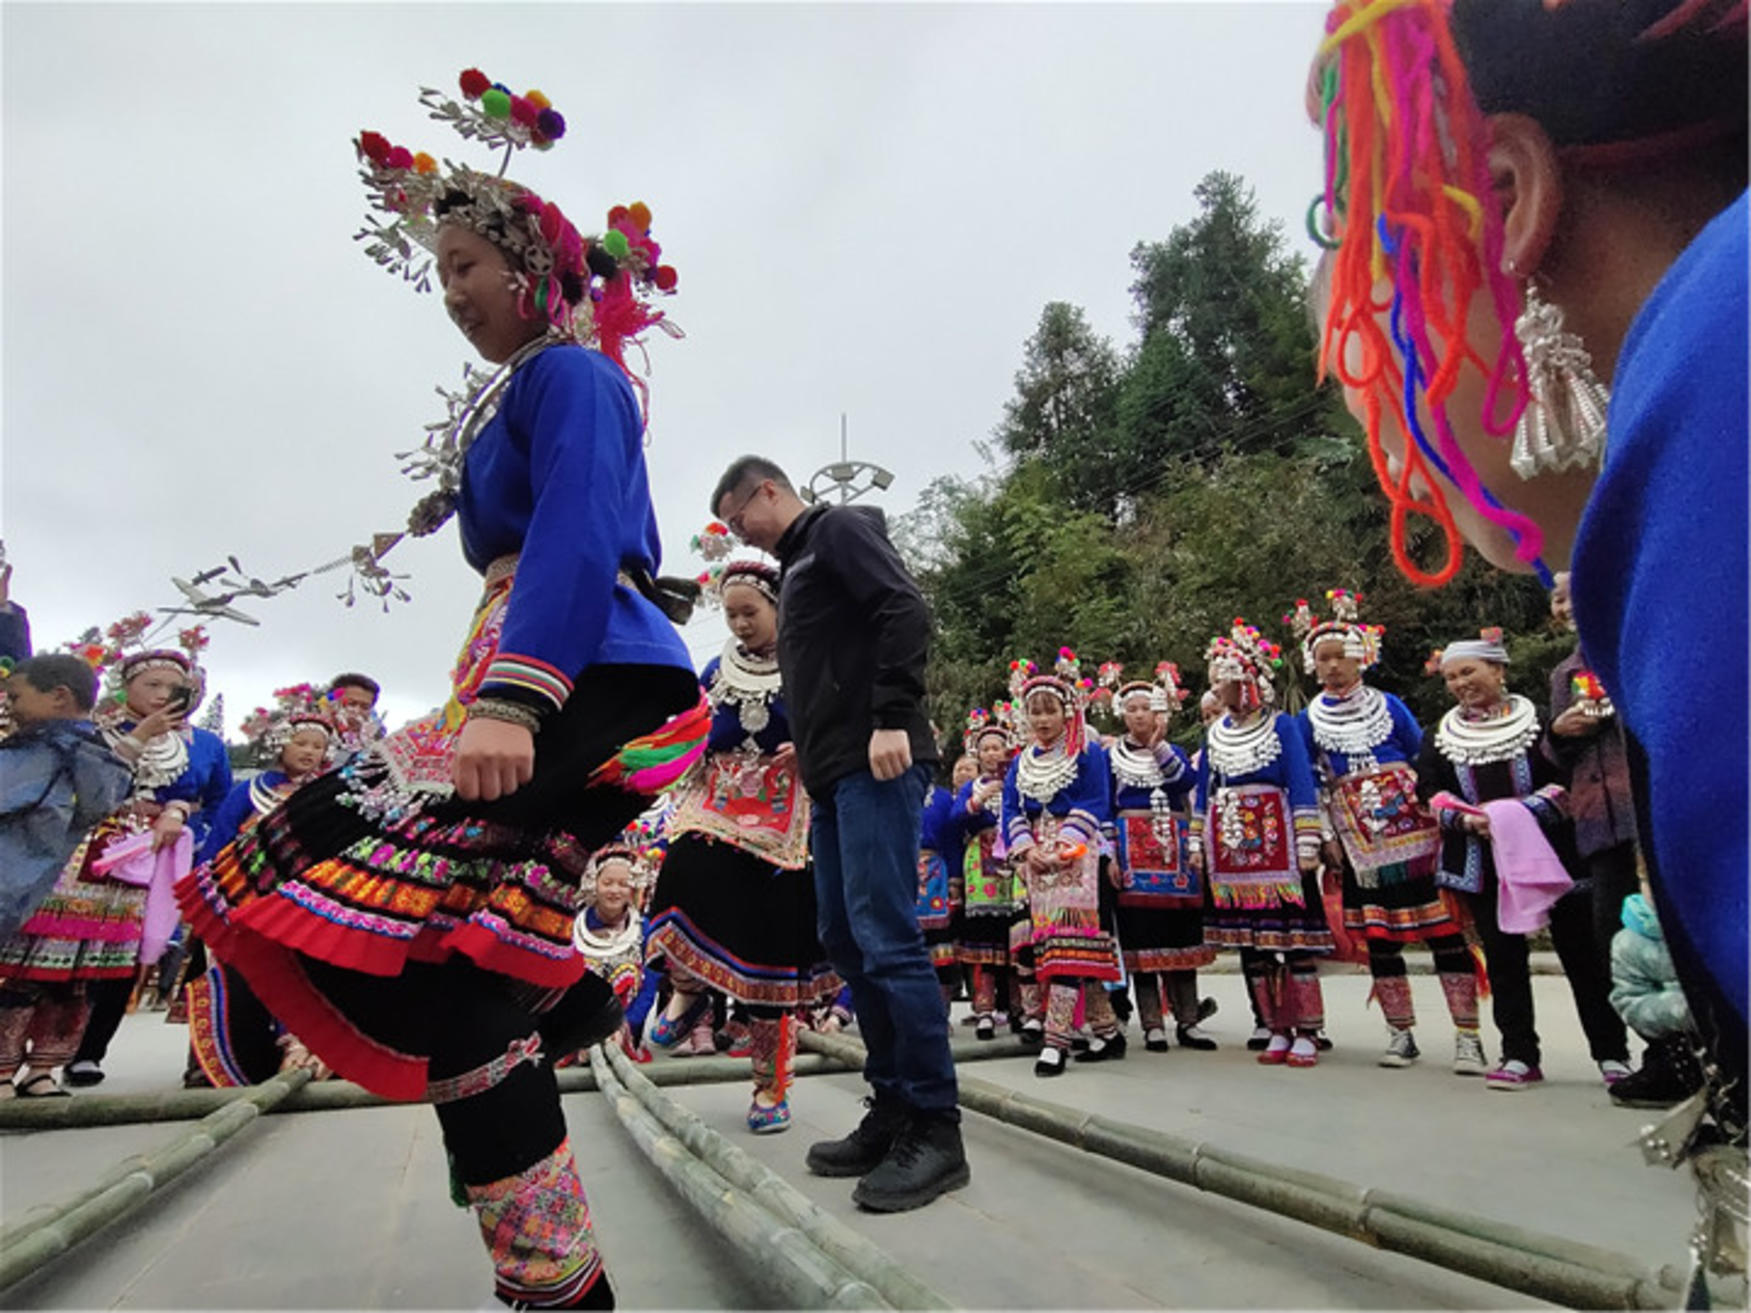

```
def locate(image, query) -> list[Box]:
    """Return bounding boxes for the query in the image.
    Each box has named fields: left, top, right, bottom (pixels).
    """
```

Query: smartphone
left=165, top=685, right=194, bottom=716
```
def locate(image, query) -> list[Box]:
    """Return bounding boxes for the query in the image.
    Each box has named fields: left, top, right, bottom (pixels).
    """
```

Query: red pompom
left=459, top=68, right=491, bottom=99
left=510, top=95, right=538, bottom=126
left=385, top=146, right=414, bottom=170
left=357, top=131, right=392, bottom=165
left=607, top=205, right=631, bottom=226
left=654, top=265, right=679, bottom=291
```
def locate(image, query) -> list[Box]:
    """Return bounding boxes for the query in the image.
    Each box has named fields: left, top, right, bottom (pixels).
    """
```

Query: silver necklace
left=1109, top=738, right=1166, bottom=791
left=109, top=724, right=189, bottom=793
left=1207, top=712, right=1282, bottom=779
left=1016, top=739, right=1081, bottom=804
left=709, top=640, right=782, bottom=738
left=1307, top=684, right=1393, bottom=763
left=1435, top=696, right=1541, bottom=766
left=572, top=909, right=644, bottom=961
left=399, top=334, right=559, bottom=538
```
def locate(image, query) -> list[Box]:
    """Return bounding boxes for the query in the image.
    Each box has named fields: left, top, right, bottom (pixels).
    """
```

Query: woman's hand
left=453, top=718, right=535, bottom=802
left=1463, top=812, right=1492, bottom=838
left=131, top=709, right=182, bottom=743
left=772, top=741, right=798, bottom=775
left=1550, top=704, right=1601, bottom=739
left=1298, top=848, right=1320, bottom=875
left=150, top=809, right=186, bottom=852
left=1188, top=847, right=1204, bottom=875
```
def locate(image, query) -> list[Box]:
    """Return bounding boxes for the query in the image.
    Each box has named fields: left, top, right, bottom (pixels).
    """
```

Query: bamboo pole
left=599, top=1041, right=955, bottom=1311
left=587, top=1047, right=888, bottom=1310
left=0, top=1052, right=854, bottom=1130
left=0, top=1068, right=312, bottom=1291
left=800, top=1030, right=1672, bottom=1311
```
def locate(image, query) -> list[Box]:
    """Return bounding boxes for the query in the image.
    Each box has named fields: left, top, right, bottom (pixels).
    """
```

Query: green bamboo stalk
left=600, top=1041, right=955, bottom=1311
left=587, top=1048, right=888, bottom=1310
left=0, top=1068, right=312, bottom=1290
left=0, top=1052, right=852, bottom=1130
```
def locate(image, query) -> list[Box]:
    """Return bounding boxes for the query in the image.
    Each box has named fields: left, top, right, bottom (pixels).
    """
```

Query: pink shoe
left=1486, top=1060, right=1544, bottom=1090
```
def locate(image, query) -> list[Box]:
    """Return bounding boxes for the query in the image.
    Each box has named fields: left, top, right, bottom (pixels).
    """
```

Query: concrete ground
left=1, top=970, right=1691, bottom=1309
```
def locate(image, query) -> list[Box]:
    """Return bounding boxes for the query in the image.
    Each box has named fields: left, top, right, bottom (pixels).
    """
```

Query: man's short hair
left=710, top=457, right=794, bottom=517
left=15, top=654, right=100, bottom=712
left=329, top=672, right=381, bottom=701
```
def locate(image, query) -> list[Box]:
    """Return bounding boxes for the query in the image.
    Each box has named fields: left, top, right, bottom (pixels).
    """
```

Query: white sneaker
left=1599, top=1059, right=1634, bottom=1088
left=1379, top=1027, right=1420, bottom=1068
left=1453, top=1030, right=1488, bottom=1076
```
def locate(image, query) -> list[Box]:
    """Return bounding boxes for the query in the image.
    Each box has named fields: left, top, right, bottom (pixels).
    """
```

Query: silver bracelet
left=469, top=697, right=542, bottom=734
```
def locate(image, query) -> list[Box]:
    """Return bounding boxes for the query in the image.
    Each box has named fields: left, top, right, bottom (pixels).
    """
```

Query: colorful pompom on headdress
left=963, top=706, right=1015, bottom=756
left=353, top=69, right=680, bottom=385
left=691, top=523, right=778, bottom=609
left=1204, top=619, right=1282, bottom=713
left=1285, top=588, right=1383, bottom=673
left=1013, top=650, right=1093, bottom=754
left=581, top=839, right=657, bottom=903
left=238, top=683, right=338, bottom=768
left=68, top=613, right=211, bottom=716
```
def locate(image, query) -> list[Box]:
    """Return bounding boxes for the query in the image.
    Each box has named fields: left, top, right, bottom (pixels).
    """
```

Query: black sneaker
left=852, top=1115, right=970, bottom=1213
left=805, top=1094, right=910, bottom=1178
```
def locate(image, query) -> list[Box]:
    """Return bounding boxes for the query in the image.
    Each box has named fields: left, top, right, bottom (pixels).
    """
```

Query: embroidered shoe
left=1176, top=1024, right=1219, bottom=1052
left=1453, top=1030, right=1488, bottom=1076
left=1286, top=1036, right=1320, bottom=1069
left=1599, top=1059, right=1634, bottom=1088
left=1144, top=1027, right=1170, bottom=1053
left=1486, top=1060, right=1544, bottom=1090
left=1257, top=1034, right=1292, bottom=1065
left=1379, top=1027, right=1421, bottom=1068
left=748, top=1097, right=792, bottom=1135
left=649, top=995, right=709, bottom=1048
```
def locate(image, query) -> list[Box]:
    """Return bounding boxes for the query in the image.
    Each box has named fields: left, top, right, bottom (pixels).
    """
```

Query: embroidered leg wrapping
left=1433, top=935, right=1481, bottom=1031
left=1287, top=961, right=1325, bottom=1034
left=1044, top=981, right=1080, bottom=1049
left=1134, top=974, right=1166, bottom=1033
left=972, top=966, right=997, bottom=1019
left=1373, top=975, right=1416, bottom=1032
left=749, top=1014, right=795, bottom=1101
left=0, top=990, right=35, bottom=1081
left=1242, top=952, right=1283, bottom=1032
left=1084, top=983, right=1120, bottom=1041
left=1015, top=978, right=1043, bottom=1026
left=27, top=986, right=93, bottom=1072
left=466, top=1137, right=605, bottom=1309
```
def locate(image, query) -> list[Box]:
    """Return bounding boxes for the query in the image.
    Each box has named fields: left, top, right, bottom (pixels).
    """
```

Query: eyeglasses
left=724, top=481, right=767, bottom=541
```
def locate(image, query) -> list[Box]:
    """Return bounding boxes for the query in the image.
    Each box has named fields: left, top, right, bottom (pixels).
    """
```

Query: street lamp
left=800, top=415, right=895, bottom=505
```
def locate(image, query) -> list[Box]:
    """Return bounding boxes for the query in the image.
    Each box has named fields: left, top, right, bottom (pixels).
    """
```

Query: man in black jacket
left=712, top=456, right=967, bottom=1212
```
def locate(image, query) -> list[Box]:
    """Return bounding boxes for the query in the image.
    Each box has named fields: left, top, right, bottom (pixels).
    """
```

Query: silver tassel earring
left=1510, top=282, right=1611, bottom=479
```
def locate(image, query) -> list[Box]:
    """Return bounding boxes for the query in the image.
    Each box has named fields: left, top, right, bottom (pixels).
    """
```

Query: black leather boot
left=805, top=1093, right=909, bottom=1178
left=851, top=1112, right=971, bottom=1212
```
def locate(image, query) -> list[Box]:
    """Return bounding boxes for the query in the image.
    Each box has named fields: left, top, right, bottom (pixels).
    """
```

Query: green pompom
left=602, top=230, right=630, bottom=259
left=480, top=88, right=512, bottom=119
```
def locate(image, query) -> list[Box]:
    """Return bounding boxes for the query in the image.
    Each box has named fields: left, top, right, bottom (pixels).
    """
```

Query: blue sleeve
left=1571, top=193, right=1748, bottom=1030
left=1164, top=745, right=1196, bottom=809
left=0, top=740, right=59, bottom=814
left=1060, top=745, right=1109, bottom=843
left=478, top=350, right=646, bottom=714
left=190, top=732, right=234, bottom=849
left=624, top=957, right=662, bottom=1038
left=1276, top=714, right=1319, bottom=813
left=1001, top=759, right=1030, bottom=851
left=0, top=604, right=30, bottom=663
left=1387, top=695, right=1424, bottom=760
left=197, top=780, right=256, bottom=866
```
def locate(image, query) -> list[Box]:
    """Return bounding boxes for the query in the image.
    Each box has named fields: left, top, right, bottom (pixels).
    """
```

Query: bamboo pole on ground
left=599, top=1040, right=955, bottom=1311
left=587, top=1047, right=888, bottom=1310
left=0, top=1068, right=312, bottom=1291
left=0, top=1052, right=854, bottom=1131
left=798, top=1030, right=1672, bottom=1310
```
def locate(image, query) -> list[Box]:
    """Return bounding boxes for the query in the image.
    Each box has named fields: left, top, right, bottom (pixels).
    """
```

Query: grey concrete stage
left=1, top=971, right=1693, bottom=1309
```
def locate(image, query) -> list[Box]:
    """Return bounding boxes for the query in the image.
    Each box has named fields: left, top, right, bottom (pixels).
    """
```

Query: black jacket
left=774, top=504, right=938, bottom=795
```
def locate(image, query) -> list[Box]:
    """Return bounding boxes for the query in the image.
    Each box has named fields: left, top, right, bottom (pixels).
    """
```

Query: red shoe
left=1285, top=1037, right=1319, bottom=1069
left=1257, top=1035, right=1292, bottom=1066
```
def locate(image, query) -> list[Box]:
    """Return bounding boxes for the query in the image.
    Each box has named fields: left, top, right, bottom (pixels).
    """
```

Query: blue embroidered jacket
left=1189, top=713, right=1321, bottom=861
left=1001, top=743, right=1112, bottom=854
left=458, top=345, right=691, bottom=715
left=700, top=656, right=791, bottom=757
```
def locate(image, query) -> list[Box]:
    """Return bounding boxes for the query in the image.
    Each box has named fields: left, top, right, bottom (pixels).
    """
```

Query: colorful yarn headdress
left=1153, top=661, right=1191, bottom=718
left=69, top=614, right=211, bottom=717
left=1013, top=649, right=1091, bottom=754
left=238, top=683, right=337, bottom=768
left=1285, top=588, right=1383, bottom=673
left=1312, top=0, right=1541, bottom=586
left=690, top=523, right=778, bottom=608
left=964, top=706, right=1018, bottom=756
left=354, top=68, right=680, bottom=390
left=581, top=839, right=656, bottom=902
left=1204, top=619, right=1282, bottom=712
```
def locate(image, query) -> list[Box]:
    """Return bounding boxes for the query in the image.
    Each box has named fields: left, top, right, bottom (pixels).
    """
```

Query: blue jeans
left=811, top=764, right=958, bottom=1117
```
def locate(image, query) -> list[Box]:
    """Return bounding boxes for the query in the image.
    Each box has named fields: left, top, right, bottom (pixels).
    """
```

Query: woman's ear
left=1487, top=113, right=1564, bottom=278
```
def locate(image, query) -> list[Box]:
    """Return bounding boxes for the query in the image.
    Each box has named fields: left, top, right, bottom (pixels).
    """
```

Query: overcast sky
left=3, top=1, right=1330, bottom=733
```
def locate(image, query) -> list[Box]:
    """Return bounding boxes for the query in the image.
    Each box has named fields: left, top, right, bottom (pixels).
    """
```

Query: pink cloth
left=91, top=828, right=192, bottom=965
left=1431, top=791, right=1573, bottom=934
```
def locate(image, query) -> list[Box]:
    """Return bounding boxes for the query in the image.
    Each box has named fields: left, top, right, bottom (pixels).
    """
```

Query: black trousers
left=1467, top=877, right=1629, bottom=1067
left=1585, top=842, right=1640, bottom=971
left=71, top=977, right=134, bottom=1066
